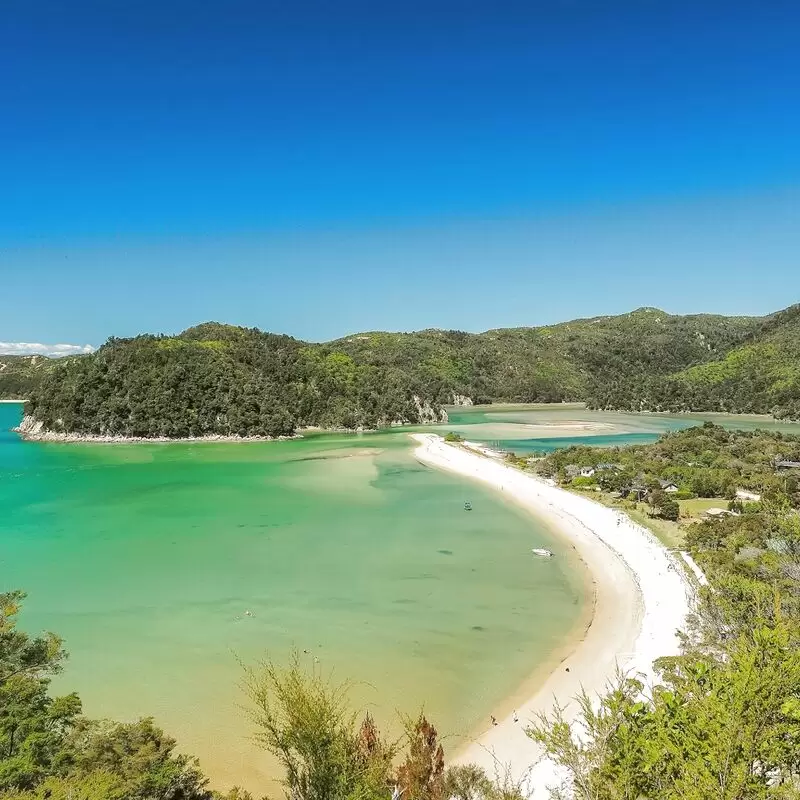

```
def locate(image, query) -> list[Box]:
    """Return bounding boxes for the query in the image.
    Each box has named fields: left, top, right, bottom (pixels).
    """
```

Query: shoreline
left=10, top=414, right=425, bottom=444
left=411, top=433, right=695, bottom=797
left=14, top=429, right=303, bottom=444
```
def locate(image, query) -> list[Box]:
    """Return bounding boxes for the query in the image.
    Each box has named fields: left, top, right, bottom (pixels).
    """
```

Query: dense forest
left=622, top=304, right=800, bottom=420
left=9, top=303, right=800, bottom=438
left=330, top=307, right=760, bottom=407
left=528, top=424, right=800, bottom=799
left=23, top=324, right=446, bottom=438
left=0, top=356, right=61, bottom=401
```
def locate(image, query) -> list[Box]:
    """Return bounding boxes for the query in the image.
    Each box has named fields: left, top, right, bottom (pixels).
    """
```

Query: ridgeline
left=7, top=303, right=800, bottom=439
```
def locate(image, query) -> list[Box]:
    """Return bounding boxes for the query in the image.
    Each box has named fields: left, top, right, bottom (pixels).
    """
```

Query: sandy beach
left=412, top=433, right=696, bottom=798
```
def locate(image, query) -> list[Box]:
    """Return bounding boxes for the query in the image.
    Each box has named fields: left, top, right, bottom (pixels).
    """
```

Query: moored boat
left=531, top=547, right=554, bottom=557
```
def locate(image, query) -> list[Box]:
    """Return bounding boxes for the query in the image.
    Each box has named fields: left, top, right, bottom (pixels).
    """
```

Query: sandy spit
left=411, top=433, right=696, bottom=798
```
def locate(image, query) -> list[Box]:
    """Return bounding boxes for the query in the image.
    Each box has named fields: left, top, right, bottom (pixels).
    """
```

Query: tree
left=244, top=655, right=394, bottom=800
left=0, top=592, right=215, bottom=799
left=0, top=770, right=126, bottom=800
left=66, top=718, right=213, bottom=800
left=395, top=715, right=445, bottom=800
left=0, top=591, right=65, bottom=685
left=659, top=498, right=680, bottom=521
left=443, top=765, right=494, bottom=800
left=0, top=592, right=80, bottom=792
left=530, top=619, right=800, bottom=800
left=443, top=764, right=526, bottom=800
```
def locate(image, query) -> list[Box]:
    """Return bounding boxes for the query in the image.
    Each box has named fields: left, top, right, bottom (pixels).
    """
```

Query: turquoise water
left=0, top=403, right=585, bottom=792
left=5, top=400, right=796, bottom=792
left=442, top=405, right=800, bottom=454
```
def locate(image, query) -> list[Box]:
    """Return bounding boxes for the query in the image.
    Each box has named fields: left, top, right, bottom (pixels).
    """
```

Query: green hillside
left=25, top=324, right=444, bottom=437
left=19, top=306, right=777, bottom=438
left=332, top=308, right=761, bottom=405
left=633, top=304, right=800, bottom=419
left=0, top=355, right=64, bottom=400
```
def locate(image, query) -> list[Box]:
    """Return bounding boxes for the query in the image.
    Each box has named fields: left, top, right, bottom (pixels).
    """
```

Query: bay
left=6, top=400, right=795, bottom=791
left=0, top=403, right=585, bottom=793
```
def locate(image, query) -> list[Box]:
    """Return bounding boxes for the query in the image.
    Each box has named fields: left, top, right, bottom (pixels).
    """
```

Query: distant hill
left=0, top=355, right=64, bottom=400
left=14, top=304, right=800, bottom=438
left=626, top=304, right=800, bottom=420
left=333, top=308, right=761, bottom=407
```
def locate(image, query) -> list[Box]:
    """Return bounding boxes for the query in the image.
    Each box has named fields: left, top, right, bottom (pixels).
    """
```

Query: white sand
left=411, top=434, right=696, bottom=798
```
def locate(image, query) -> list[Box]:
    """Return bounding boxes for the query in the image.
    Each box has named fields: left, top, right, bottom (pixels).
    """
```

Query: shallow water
left=443, top=405, right=800, bottom=453
left=5, top=401, right=795, bottom=791
left=0, top=404, right=585, bottom=792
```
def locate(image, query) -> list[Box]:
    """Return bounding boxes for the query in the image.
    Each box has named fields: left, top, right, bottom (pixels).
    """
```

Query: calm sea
left=5, top=401, right=796, bottom=791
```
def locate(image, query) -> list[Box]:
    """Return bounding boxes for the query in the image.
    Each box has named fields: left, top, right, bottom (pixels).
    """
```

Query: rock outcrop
left=412, top=395, right=448, bottom=424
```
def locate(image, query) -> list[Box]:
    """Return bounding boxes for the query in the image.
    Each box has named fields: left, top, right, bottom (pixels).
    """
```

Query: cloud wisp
left=0, top=342, right=95, bottom=358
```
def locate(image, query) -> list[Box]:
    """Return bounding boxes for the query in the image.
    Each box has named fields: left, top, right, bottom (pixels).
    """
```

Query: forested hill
left=0, top=355, right=62, bottom=400
left=13, top=304, right=800, bottom=438
left=332, top=308, right=760, bottom=406
left=24, top=323, right=447, bottom=437
left=618, top=303, right=800, bottom=420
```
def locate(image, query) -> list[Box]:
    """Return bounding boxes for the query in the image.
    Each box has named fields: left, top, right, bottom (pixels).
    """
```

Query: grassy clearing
left=678, top=497, right=728, bottom=518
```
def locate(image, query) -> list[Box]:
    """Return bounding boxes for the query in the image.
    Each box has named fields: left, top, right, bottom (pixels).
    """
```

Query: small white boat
left=531, top=548, right=554, bottom=558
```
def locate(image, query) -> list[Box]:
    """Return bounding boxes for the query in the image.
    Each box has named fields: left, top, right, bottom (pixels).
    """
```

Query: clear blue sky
left=2, top=0, right=799, bottom=347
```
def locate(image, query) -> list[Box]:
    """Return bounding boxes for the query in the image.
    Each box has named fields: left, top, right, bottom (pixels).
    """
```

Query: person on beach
left=513, top=710, right=519, bottom=723
left=491, top=715, right=498, bottom=726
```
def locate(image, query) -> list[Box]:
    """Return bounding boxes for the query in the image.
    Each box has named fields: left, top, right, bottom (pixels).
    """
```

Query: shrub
left=659, top=498, right=680, bottom=521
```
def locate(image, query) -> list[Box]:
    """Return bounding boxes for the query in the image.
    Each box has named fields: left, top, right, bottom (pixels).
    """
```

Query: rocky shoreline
left=12, top=413, right=448, bottom=444
left=12, top=415, right=302, bottom=444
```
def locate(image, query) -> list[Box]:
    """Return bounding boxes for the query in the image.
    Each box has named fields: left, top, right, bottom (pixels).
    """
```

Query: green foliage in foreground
left=532, top=621, right=800, bottom=800
left=0, top=590, right=247, bottom=800
left=244, top=654, right=524, bottom=800
left=1, top=589, right=522, bottom=800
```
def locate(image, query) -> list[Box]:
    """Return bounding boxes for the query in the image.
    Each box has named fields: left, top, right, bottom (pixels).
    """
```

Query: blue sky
left=2, top=0, right=799, bottom=348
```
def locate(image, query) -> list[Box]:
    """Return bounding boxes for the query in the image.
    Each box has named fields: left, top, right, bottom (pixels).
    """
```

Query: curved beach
left=412, top=433, right=696, bottom=798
